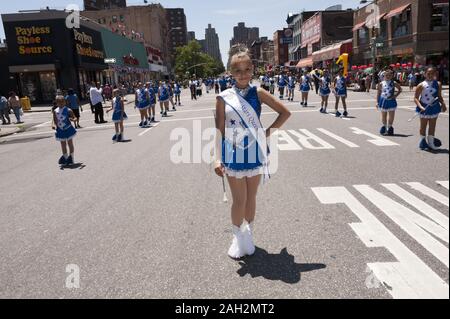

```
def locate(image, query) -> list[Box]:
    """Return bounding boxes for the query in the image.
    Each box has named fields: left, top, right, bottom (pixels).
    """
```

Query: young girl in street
left=319, top=70, right=331, bottom=113
left=214, top=45, right=291, bottom=259
left=168, top=81, right=177, bottom=111
left=278, top=73, right=287, bottom=100
left=299, top=70, right=312, bottom=107
left=159, top=81, right=170, bottom=117
left=287, top=73, right=296, bottom=101
left=107, top=89, right=128, bottom=142
left=333, top=68, right=348, bottom=117
left=135, top=82, right=150, bottom=127
left=53, top=95, right=77, bottom=166
left=174, top=81, right=182, bottom=106
left=376, top=68, right=402, bottom=135
left=414, top=67, right=447, bottom=150
left=147, top=82, right=157, bottom=123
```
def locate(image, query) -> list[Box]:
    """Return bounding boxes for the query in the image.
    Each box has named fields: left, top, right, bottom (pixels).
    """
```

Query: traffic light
left=336, top=53, right=349, bottom=77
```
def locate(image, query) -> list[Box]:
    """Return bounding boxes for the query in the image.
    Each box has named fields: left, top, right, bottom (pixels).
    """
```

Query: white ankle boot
left=427, top=136, right=440, bottom=150
left=242, top=221, right=255, bottom=256
left=228, top=225, right=246, bottom=259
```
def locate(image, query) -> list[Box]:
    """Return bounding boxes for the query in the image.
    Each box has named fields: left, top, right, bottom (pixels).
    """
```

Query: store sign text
left=15, top=26, right=52, bottom=55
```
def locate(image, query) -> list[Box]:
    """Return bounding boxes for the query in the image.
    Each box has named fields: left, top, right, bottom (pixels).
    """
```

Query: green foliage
left=174, top=40, right=225, bottom=79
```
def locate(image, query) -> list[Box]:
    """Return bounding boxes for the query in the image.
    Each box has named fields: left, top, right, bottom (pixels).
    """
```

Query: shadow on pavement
left=425, top=149, right=449, bottom=154
left=388, top=134, right=413, bottom=138
left=236, top=247, right=326, bottom=284
left=60, top=163, right=86, bottom=170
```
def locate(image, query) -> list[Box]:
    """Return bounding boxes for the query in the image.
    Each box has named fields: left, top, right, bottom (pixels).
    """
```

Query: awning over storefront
left=352, top=21, right=366, bottom=32
left=384, top=3, right=411, bottom=19
left=296, top=57, right=313, bottom=68
left=312, top=39, right=352, bottom=63
left=9, top=64, right=56, bottom=73
left=289, top=44, right=301, bottom=54
left=149, top=63, right=167, bottom=73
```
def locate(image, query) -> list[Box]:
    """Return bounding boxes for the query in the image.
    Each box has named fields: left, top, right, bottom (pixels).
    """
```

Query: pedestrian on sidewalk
left=376, top=68, right=402, bottom=136
left=333, top=67, right=349, bottom=117
left=65, top=88, right=83, bottom=129
left=214, top=45, right=291, bottom=260
left=8, top=91, right=23, bottom=124
left=89, top=82, right=107, bottom=124
left=189, top=79, right=197, bottom=100
left=319, top=69, right=331, bottom=113
left=107, top=89, right=128, bottom=142
left=408, top=72, right=417, bottom=92
left=53, top=95, right=77, bottom=166
left=299, top=70, right=312, bottom=107
left=414, top=67, right=447, bottom=150
left=0, top=93, right=11, bottom=125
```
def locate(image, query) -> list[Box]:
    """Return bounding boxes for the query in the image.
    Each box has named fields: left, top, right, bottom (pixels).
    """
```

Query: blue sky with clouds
left=0, top=0, right=361, bottom=64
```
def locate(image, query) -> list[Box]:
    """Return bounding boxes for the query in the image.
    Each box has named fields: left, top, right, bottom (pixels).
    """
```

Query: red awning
left=352, top=21, right=366, bottom=32
left=384, top=4, right=411, bottom=19
left=296, top=57, right=313, bottom=68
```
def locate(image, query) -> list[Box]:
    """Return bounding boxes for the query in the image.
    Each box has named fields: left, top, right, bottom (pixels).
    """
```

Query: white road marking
left=312, top=186, right=449, bottom=299
left=355, top=185, right=449, bottom=267
left=288, top=129, right=335, bottom=150
left=436, top=181, right=449, bottom=190
left=405, top=182, right=449, bottom=207
left=382, top=183, right=449, bottom=230
left=138, top=122, right=160, bottom=137
left=273, top=130, right=302, bottom=151
left=317, top=128, right=360, bottom=148
left=350, top=127, right=399, bottom=146
left=32, top=120, right=52, bottom=128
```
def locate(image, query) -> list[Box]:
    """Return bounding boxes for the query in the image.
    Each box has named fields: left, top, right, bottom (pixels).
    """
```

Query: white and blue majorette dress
left=111, top=97, right=128, bottom=123
left=378, top=80, right=398, bottom=112
left=416, top=80, right=441, bottom=119
left=218, top=86, right=270, bottom=183
left=319, top=76, right=331, bottom=97
left=55, top=107, right=76, bottom=141
left=136, top=88, right=149, bottom=110
left=334, top=76, right=347, bottom=97
left=174, top=84, right=181, bottom=96
left=287, top=76, right=296, bottom=91
left=278, top=75, right=287, bottom=88
left=148, top=87, right=156, bottom=106
left=159, top=85, right=169, bottom=102
left=300, top=75, right=311, bottom=92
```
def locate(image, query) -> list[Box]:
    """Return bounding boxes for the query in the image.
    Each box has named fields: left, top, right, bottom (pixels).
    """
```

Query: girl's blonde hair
left=229, top=44, right=252, bottom=71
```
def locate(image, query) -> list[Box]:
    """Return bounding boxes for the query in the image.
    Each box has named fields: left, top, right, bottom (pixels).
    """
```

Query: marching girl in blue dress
left=319, top=69, right=332, bottom=113
left=174, top=81, right=182, bottom=106
left=158, top=81, right=170, bottom=117
left=106, top=89, right=128, bottom=142
left=287, top=73, right=296, bottom=101
left=145, top=82, right=157, bottom=123
left=299, top=70, right=312, bottom=107
left=134, top=82, right=150, bottom=127
left=278, top=73, right=287, bottom=100
left=214, top=45, right=291, bottom=259
left=333, top=68, right=348, bottom=117
left=414, top=67, right=447, bottom=150
left=52, top=95, right=77, bottom=166
left=168, top=81, right=177, bottom=111
left=376, top=68, right=402, bottom=135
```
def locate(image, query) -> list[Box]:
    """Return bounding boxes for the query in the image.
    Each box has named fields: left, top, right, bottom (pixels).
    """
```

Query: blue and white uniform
left=278, top=75, right=287, bottom=88
left=136, top=88, right=149, bottom=110
left=416, top=80, right=441, bottom=119
left=300, top=75, right=311, bottom=92
left=378, top=80, right=398, bottom=112
left=319, top=76, right=331, bottom=96
left=54, top=107, right=76, bottom=141
left=111, top=97, right=128, bottom=123
left=287, top=76, right=296, bottom=91
left=174, top=83, right=181, bottom=96
left=159, top=84, right=169, bottom=102
left=148, top=87, right=156, bottom=106
left=219, top=86, right=267, bottom=179
left=168, top=85, right=174, bottom=98
left=334, top=75, right=347, bottom=97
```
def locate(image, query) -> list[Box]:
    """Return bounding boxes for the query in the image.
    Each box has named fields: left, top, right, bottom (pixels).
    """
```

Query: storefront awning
left=352, top=21, right=366, bottom=32
left=9, top=64, right=56, bottom=73
left=384, top=3, right=411, bottom=19
left=296, top=57, right=313, bottom=68
left=312, top=39, right=352, bottom=63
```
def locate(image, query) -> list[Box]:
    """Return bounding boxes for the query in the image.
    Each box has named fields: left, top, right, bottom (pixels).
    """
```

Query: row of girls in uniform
left=374, top=66, right=447, bottom=150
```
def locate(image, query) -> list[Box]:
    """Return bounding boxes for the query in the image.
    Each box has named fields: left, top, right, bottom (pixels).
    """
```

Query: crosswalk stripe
left=436, top=181, right=449, bottom=190
left=381, top=183, right=449, bottom=230
left=355, top=185, right=449, bottom=267
left=404, top=182, right=449, bottom=207
left=317, top=128, right=360, bottom=148
left=138, top=122, right=160, bottom=137
left=350, top=127, right=399, bottom=146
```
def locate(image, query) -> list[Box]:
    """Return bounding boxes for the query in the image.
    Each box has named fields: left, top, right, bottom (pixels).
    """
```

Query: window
left=112, top=15, right=117, bottom=23
left=358, top=27, right=369, bottom=45
left=430, top=3, right=449, bottom=31
left=392, top=8, right=411, bottom=38
left=378, top=19, right=387, bottom=40
left=120, top=15, right=125, bottom=22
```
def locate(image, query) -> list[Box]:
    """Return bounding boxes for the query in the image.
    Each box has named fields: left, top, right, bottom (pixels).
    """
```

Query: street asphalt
left=0, top=84, right=448, bottom=299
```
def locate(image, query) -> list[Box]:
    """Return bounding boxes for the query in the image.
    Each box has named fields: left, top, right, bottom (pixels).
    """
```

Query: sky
left=0, top=0, right=361, bottom=65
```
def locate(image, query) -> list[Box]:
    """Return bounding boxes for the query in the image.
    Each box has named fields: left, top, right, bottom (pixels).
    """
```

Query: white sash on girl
left=220, top=88, right=270, bottom=184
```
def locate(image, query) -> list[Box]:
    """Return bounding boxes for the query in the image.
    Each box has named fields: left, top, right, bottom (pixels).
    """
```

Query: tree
left=175, top=40, right=225, bottom=79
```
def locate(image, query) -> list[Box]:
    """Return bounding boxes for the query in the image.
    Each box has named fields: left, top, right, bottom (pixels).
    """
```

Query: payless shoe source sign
left=15, top=26, right=53, bottom=55
left=73, top=27, right=105, bottom=66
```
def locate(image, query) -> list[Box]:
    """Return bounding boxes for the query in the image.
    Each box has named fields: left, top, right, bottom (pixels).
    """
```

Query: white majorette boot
left=427, top=136, right=440, bottom=150
left=228, top=225, right=246, bottom=259
left=242, top=221, right=256, bottom=256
